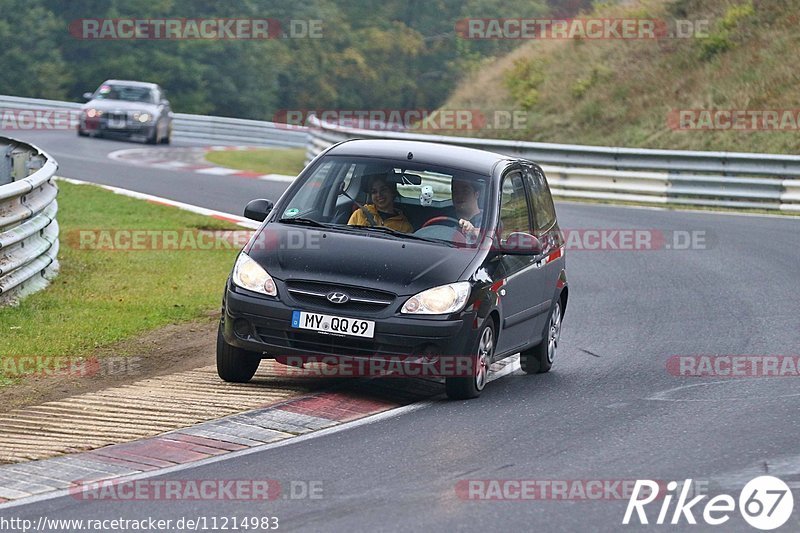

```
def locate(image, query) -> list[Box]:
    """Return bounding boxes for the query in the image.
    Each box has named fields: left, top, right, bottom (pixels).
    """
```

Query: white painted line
left=195, top=167, right=240, bottom=175
left=151, top=160, right=191, bottom=168
left=557, top=199, right=800, bottom=220
left=55, top=177, right=260, bottom=229
left=107, top=147, right=153, bottom=162
left=488, top=355, right=521, bottom=380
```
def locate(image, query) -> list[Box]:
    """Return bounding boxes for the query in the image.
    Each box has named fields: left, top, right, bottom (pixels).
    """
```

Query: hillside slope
left=443, top=0, right=800, bottom=154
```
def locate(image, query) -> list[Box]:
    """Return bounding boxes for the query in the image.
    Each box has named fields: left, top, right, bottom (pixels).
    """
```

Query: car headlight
left=232, top=253, right=277, bottom=297
left=133, top=112, right=152, bottom=123
left=85, top=108, right=101, bottom=118
left=401, top=282, right=470, bottom=315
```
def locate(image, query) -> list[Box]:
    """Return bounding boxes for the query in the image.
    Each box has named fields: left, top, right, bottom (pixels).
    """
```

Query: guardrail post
left=11, top=147, right=31, bottom=181
left=0, top=144, right=12, bottom=186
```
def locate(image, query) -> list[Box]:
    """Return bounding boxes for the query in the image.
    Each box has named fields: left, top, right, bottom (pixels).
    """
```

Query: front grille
left=285, top=280, right=395, bottom=313
left=106, top=112, right=127, bottom=122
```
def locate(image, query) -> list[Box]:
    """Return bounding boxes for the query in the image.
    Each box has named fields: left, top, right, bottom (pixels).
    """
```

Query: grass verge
left=0, top=181, right=242, bottom=387
left=205, top=148, right=306, bottom=176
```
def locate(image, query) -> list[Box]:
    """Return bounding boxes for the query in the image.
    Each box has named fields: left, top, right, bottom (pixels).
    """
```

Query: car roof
left=101, top=80, right=159, bottom=89
left=326, top=139, right=516, bottom=175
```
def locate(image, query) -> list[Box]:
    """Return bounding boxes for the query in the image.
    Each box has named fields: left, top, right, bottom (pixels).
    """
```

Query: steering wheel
left=421, top=216, right=462, bottom=229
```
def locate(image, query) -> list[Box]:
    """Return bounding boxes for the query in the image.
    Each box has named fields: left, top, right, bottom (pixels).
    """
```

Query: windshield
left=94, top=84, right=156, bottom=103
left=277, top=156, right=491, bottom=246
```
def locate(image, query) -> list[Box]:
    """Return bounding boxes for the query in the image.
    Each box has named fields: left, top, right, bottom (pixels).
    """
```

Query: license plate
left=108, top=116, right=126, bottom=128
left=291, top=310, right=375, bottom=338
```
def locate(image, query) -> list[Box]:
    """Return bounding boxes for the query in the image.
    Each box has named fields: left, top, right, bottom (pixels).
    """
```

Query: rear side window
left=525, top=166, right=557, bottom=232
left=499, top=171, right=532, bottom=239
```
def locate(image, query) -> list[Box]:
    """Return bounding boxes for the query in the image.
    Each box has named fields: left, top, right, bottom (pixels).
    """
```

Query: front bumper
left=80, top=116, right=154, bottom=136
left=222, top=282, right=478, bottom=360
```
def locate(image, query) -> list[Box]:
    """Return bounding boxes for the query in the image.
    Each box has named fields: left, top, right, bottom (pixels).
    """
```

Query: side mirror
left=83, top=92, right=94, bottom=100
left=160, top=99, right=169, bottom=106
left=499, top=232, right=542, bottom=255
left=244, top=199, right=273, bottom=222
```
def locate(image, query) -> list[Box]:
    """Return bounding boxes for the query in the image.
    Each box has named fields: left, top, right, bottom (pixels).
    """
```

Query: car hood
left=83, top=99, right=159, bottom=113
left=246, top=223, right=479, bottom=296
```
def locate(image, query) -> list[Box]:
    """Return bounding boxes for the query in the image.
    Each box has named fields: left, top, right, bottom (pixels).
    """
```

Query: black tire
left=160, top=124, right=172, bottom=144
left=445, top=320, right=494, bottom=400
left=77, top=128, right=88, bottom=137
left=216, top=322, right=261, bottom=382
left=146, top=125, right=159, bottom=144
left=520, top=299, right=562, bottom=374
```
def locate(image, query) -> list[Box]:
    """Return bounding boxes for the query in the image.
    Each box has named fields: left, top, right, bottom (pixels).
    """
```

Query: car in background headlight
left=78, top=79, right=173, bottom=144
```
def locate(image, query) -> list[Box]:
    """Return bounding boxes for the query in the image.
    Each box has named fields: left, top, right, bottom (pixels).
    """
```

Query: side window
left=284, top=160, right=336, bottom=217
left=525, top=167, right=557, bottom=232
left=499, top=171, right=532, bottom=240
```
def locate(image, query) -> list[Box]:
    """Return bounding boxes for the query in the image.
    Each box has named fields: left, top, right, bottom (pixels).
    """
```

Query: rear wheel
left=216, top=322, right=261, bottom=382
left=445, top=321, right=494, bottom=400
left=520, top=300, right=562, bottom=374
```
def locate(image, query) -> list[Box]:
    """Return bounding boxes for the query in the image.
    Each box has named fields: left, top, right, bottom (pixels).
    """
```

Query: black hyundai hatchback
left=218, top=139, right=568, bottom=399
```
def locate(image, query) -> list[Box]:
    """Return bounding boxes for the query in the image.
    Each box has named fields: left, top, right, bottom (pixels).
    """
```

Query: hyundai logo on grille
left=326, top=291, right=350, bottom=304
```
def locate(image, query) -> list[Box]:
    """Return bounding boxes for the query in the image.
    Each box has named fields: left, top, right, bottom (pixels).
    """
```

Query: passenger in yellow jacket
left=347, top=176, right=414, bottom=233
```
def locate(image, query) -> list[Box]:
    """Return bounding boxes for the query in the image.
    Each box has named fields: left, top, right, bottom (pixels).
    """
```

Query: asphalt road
left=9, top=130, right=291, bottom=215
left=3, top=131, right=800, bottom=532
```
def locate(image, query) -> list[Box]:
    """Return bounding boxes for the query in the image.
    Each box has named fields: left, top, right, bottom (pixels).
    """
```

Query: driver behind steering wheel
left=452, top=178, right=483, bottom=241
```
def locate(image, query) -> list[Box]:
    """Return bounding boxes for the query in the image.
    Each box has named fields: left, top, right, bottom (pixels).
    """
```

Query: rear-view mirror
left=398, top=173, right=422, bottom=185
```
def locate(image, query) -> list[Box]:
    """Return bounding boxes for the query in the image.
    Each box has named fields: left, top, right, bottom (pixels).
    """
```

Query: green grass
left=0, top=182, right=242, bottom=385
left=205, top=148, right=306, bottom=176
left=442, top=0, right=800, bottom=154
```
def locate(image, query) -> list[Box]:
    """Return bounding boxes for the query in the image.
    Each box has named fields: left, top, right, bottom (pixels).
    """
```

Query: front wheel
left=216, top=322, right=261, bottom=382
left=445, top=321, right=494, bottom=400
left=520, top=300, right=562, bottom=374
left=146, top=124, right=159, bottom=144
left=160, top=123, right=172, bottom=144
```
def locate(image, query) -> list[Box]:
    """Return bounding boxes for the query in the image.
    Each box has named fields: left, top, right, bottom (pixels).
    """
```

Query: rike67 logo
left=623, top=476, right=794, bottom=530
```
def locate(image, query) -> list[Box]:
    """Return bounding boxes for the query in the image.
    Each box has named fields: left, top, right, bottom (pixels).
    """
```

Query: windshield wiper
left=278, top=217, right=335, bottom=229
left=353, top=225, right=455, bottom=246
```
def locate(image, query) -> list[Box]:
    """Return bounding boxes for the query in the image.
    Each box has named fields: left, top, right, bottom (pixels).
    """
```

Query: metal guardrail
left=0, top=137, right=59, bottom=306
left=2, top=95, right=798, bottom=212
left=306, top=116, right=800, bottom=213
left=0, top=95, right=307, bottom=148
